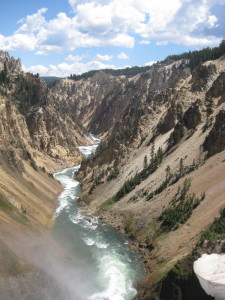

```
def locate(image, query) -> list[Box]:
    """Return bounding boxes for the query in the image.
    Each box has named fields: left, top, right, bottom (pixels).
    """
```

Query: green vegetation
left=145, top=158, right=198, bottom=202
left=199, top=207, right=225, bottom=245
left=168, top=122, right=185, bottom=149
left=0, top=196, right=28, bottom=225
left=107, top=167, right=119, bottom=181
left=102, top=146, right=164, bottom=206
left=152, top=205, right=225, bottom=299
left=166, top=39, right=225, bottom=70
left=68, top=65, right=151, bottom=81
left=202, top=116, right=213, bottom=133
left=41, top=76, right=63, bottom=82
left=14, top=73, right=47, bottom=115
left=0, top=62, right=9, bottom=85
left=158, top=179, right=204, bottom=231
left=110, top=106, right=146, bottom=147
left=103, top=135, right=199, bottom=207
left=0, top=197, right=13, bottom=212
left=128, top=195, right=138, bottom=203
left=124, top=216, right=136, bottom=240
left=110, top=172, right=142, bottom=203
left=143, top=155, right=148, bottom=170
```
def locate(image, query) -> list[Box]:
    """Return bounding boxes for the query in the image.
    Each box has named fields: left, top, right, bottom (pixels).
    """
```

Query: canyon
left=0, top=46, right=225, bottom=299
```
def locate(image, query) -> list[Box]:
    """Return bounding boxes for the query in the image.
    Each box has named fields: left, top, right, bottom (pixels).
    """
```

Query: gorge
left=1, top=42, right=225, bottom=299
left=53, top=146, right=143, bottom=299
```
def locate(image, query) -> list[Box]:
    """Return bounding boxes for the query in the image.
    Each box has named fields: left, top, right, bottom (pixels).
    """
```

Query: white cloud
left=139, top=39, right=151, bottom=45
left=156, top=41, right=168, bottom=46
left=35, top=46, right=62, bottom=55
left=16, top=8, right=47, bottom=33
left=68, top=0, right=77, bottom=9
left=178, top=35, right=221, bottom=47
left=75, top=1, right=145, bottom=36
left=0, top=33, right=37, bottom=51
left=0, top=0, right=224, bottom=54
left=60, top=0, right=225, bottom=48
left=24, top=60, right=117, bottom=77
left=65, top=54, right=84, bottom=61
left=107, top=34, right=134, bottom=48
left=145, top=61, right=156, bottom=66
left=96, top=54, right=113, bottom=61
left=117, top=52, right=129, bottom=59
left=23, top=64, right=48, bottom=74
left=207, top=15, right=218, bottom=28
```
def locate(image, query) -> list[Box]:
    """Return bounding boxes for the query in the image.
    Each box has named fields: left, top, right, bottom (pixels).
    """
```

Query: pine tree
left=156, top=147, right=163, bottom=165
left=150, top=142, right=155, bottom=167
left=179, top=158, right=184, bottom=175
left=165, top=165, right=172, bottom=182
left=143, top=155, right=148, bottom=169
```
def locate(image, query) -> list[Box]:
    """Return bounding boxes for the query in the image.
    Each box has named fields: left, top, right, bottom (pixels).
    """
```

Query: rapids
left=52, top=140, right=143, bottom=300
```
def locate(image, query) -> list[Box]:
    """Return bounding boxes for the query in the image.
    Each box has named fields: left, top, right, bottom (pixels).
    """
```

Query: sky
left=0, top=0, right=225, bottom=77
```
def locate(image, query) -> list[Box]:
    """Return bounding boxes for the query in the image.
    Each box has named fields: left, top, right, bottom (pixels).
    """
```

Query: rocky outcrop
left=206, top=71, right=225, bottom=107
left=26, top=106, right=84, bottom=163
left=0, top=52, right=90, bottom=172
left=203, top=110, right=225, bottom=157
left=50, top=59, right=191, bottom=139
left=156, top=103, right=182, bottom=134
left=148, top=256, right=213, bottom=300
left=0, top=95, right=31, bottom=147
left=148, top=59, right=190, bottom=91
left=0, top=51, right=22, bottom=74
left=182, top=101, right=202, bottom=130
left=191, top=63, right=217, bottom=91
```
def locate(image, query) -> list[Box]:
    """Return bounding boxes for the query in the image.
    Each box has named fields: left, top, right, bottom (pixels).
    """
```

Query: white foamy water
left=54, top=166, right=80, bottom=217
left=76, top=134, right=101, bottom=158
left=52, top=137, right=143, bottom=299
left=76, top=145, right=99, bottom=158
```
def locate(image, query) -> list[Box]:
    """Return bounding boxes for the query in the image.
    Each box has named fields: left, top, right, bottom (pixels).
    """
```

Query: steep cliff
left=1, top=48, right=225, bottom=299
left=73, top=55, right=225, bottom=299
left=0, top=51, right=92, bottom=298
left=0, top=51, right=22, bottom=74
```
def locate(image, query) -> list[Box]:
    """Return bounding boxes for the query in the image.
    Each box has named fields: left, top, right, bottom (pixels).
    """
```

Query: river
left=52, top=139, right=143, bottom=300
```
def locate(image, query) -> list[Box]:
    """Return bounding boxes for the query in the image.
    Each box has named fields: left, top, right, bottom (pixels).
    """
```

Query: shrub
left=158, top=180, right=203, bottom=231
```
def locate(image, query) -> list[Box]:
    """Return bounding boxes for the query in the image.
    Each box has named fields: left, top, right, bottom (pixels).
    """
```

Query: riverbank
left=0, top=158, right=66, bottom=299
left=52, top=163, right=144, bottom=299
left=78, top=148, right=225, bottom=298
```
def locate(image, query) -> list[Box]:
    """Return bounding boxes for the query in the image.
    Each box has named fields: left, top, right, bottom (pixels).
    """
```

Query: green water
left=53, top=165, right=143, bottom=300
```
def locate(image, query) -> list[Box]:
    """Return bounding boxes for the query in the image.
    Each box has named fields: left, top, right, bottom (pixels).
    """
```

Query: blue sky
left=0, top=0, right=225, bottom=77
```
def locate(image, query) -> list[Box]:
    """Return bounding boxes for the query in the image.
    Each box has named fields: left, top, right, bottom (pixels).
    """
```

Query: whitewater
left=52, top=138, right=143, bottom=300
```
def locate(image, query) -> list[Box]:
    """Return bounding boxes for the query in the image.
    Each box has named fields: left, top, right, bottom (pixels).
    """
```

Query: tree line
left=166, top=40, right=225, bottom=70
left=68, top=65, right=151, bottom=81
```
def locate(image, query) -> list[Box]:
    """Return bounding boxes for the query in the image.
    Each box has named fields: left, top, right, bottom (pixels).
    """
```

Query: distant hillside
left=166, top=39, right=225, bottom=69
left=68, top=65, right=151, bottom=81
left=41, top=76, right=63, bottom=82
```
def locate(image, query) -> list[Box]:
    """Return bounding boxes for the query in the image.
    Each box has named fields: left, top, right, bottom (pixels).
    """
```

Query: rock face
left=51, top=59, right=191, bottom=138
left=0, top=52, right=91, bottom=300
left=203, top=110, right=225, bottom=157
left=0, top=51, right=22, bottom=74
left=69, top=55, right=225, bottom=299
left=0, top=53, right=90, bottom=172
left=1, top=49, right=225, bottom=300
left=206, top=71, right=225, bottom=107
left=182, top=101, right=201, bottom=130
left=191, top=63, right=217, bottom=91
left=74, top=58, right=223, bottom=189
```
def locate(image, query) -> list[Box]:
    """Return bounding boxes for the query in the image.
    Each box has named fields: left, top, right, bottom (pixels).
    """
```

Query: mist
left=2, top=230, right=97, bottom=300
left=0, top=163, right=142, bottom=300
